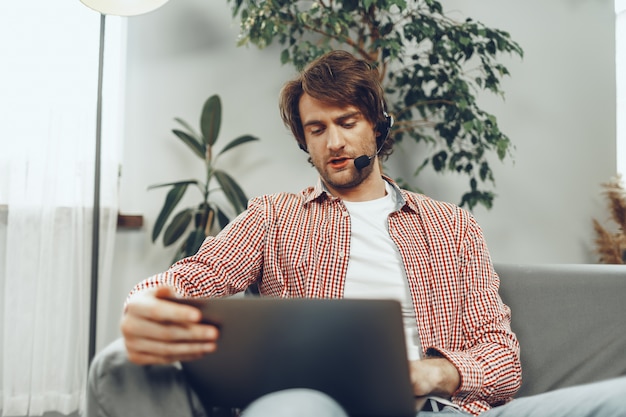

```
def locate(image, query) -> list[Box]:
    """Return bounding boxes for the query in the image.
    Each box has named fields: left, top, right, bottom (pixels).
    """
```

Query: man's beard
left=316, top=157, right=375, bottom=191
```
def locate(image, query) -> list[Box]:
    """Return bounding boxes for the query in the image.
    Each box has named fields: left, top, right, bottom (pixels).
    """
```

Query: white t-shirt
left=342, top=182, right=423, bottom=361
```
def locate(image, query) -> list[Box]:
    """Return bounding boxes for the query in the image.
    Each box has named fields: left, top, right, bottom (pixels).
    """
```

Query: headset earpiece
left=376, top=112, right=394, bottom=147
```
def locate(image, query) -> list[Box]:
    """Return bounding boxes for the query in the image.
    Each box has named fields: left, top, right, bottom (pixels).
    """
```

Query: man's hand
left=121, top=286, right=219, bottom=365
left=409, top=358, right=461, bottom=397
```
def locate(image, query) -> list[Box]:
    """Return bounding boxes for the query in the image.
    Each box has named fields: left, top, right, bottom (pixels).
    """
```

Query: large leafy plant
left=150, top=94, right=258, bottom=262
left=228, top=0, right=523, bottom=209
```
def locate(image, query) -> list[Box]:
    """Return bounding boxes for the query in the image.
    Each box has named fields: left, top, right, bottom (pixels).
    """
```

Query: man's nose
left=326, top=125, right=345, bottom=150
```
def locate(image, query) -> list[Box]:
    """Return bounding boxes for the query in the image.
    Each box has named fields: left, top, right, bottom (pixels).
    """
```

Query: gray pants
left=87, top=339, right=346, bottom=417
left=88, top=339, right=626, bottom=417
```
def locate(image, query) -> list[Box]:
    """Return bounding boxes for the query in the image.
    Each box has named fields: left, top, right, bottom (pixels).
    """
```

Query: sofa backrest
left=495, top=263, right=626, bottom=398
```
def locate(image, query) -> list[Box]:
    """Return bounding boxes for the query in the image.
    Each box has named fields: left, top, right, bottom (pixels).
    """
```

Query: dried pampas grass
left=592, top=174, right=626, bottom=264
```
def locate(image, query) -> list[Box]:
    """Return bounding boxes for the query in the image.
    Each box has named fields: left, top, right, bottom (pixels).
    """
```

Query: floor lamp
left=79, top=0, right=171, bottom=364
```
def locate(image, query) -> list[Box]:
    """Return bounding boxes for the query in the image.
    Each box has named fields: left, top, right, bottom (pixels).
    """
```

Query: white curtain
left=0, top=2, right=124, bottom=416
left=617, top=0, right=626, bottom=175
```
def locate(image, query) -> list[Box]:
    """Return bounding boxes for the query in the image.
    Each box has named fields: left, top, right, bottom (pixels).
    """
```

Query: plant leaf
left=185, top=227, right=207, bottom=257
left=213, top=170, right=248, bottom=214
left=217, top=135, right=259, bottom=157
left=174, top=117, right=200, bottom=138
left=163, top=208, right=193, bottom=246
left=148, top=180, right=198, bottom=190
left=170, top=243, right=187, bottom=265
left=152, top=183, right=189, bottom=242
left=201, top=95, right=222, bottom=146
left=215, top=205, right=231, bottom=229
left=172, top=129, right=205, bottom=159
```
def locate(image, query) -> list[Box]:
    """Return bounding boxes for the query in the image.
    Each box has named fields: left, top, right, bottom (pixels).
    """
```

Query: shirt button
left=342, top=211, right=349, bottom=218
left=338, top=251, right=345, bottom=258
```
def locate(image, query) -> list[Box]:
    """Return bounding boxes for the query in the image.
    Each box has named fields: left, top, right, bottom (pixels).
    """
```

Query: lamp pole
left=88, top=11, right=106, bottom=365
left=80, top=0, right=171, bottom=366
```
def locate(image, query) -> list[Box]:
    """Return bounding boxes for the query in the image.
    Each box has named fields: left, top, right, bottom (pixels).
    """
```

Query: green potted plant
left=150, top=94, right=259, bottom=262
left=227, top=0, right=522, bottom=209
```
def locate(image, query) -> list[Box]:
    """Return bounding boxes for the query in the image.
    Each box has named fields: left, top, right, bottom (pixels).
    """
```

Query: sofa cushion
left=495, top=263, right=626, bottom=397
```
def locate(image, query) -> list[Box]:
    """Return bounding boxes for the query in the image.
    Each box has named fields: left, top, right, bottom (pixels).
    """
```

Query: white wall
left=101, top=0, right=618, bottom=347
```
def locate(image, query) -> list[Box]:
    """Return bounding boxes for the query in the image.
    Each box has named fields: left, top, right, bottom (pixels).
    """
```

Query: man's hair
left=279, top=50, right=394, bottom=159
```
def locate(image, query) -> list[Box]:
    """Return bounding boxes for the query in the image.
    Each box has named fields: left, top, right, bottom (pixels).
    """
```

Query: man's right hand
left=121, top=286, right=219, bottom=365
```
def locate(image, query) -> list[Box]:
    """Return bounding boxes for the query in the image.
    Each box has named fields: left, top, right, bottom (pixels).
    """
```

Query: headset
left=351, top=110, right=394, bottom=170
left=375, top=111, right=394, bottom=148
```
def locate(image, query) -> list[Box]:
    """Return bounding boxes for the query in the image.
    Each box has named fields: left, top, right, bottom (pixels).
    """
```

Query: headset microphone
left=354, top=112, right=394, bottom=170
left=354, top=153, right=376, bottom=170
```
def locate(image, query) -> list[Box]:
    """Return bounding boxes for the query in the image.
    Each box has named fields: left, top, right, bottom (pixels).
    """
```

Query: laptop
left=171, top=297, right=420, bottom=417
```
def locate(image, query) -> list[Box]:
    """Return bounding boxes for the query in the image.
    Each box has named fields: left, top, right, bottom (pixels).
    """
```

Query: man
left=88, top=50, right=625, bottom=417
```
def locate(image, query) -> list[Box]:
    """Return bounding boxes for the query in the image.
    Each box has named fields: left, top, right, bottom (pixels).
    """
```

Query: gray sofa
left=207, top=263, right=626, bottom=417
left=495, top=263, right=626, bottom=398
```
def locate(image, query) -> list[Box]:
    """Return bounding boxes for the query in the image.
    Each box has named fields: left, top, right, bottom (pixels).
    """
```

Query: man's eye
left=342, top=122, right=355, bottom=129
left=310, top=128, right=324, bottom=135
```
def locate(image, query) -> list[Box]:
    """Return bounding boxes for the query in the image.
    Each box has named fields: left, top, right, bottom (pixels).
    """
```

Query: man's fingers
left=125, top=336, right=218, bottom=365
left=125, top=345, right=213, bottom=365
left=121, top=315, right=218, bottom=342
left=126, top=290, right=202, bottom=324
left=154, top=286, right=177, bottom=299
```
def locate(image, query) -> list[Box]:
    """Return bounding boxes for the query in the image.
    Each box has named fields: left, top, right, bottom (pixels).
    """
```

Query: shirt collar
left=302, top=178, right=333, bottom=205
left=303, top=175, right=418, bottom=213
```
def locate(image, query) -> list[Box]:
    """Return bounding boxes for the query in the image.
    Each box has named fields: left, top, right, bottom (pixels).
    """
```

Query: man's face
left=299, top=93, right=380, bottom=198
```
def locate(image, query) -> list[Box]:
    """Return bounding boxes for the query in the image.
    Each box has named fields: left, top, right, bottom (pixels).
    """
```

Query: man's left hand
left=409, top=358, right=461, bottom=397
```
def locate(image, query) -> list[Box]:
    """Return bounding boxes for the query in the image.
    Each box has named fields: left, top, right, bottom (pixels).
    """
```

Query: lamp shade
left=80, top=0, right=170, bottom=16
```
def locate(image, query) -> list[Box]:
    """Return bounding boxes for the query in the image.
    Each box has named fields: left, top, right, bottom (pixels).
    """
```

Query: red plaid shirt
left=131, top=177, right=521, bottom=415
